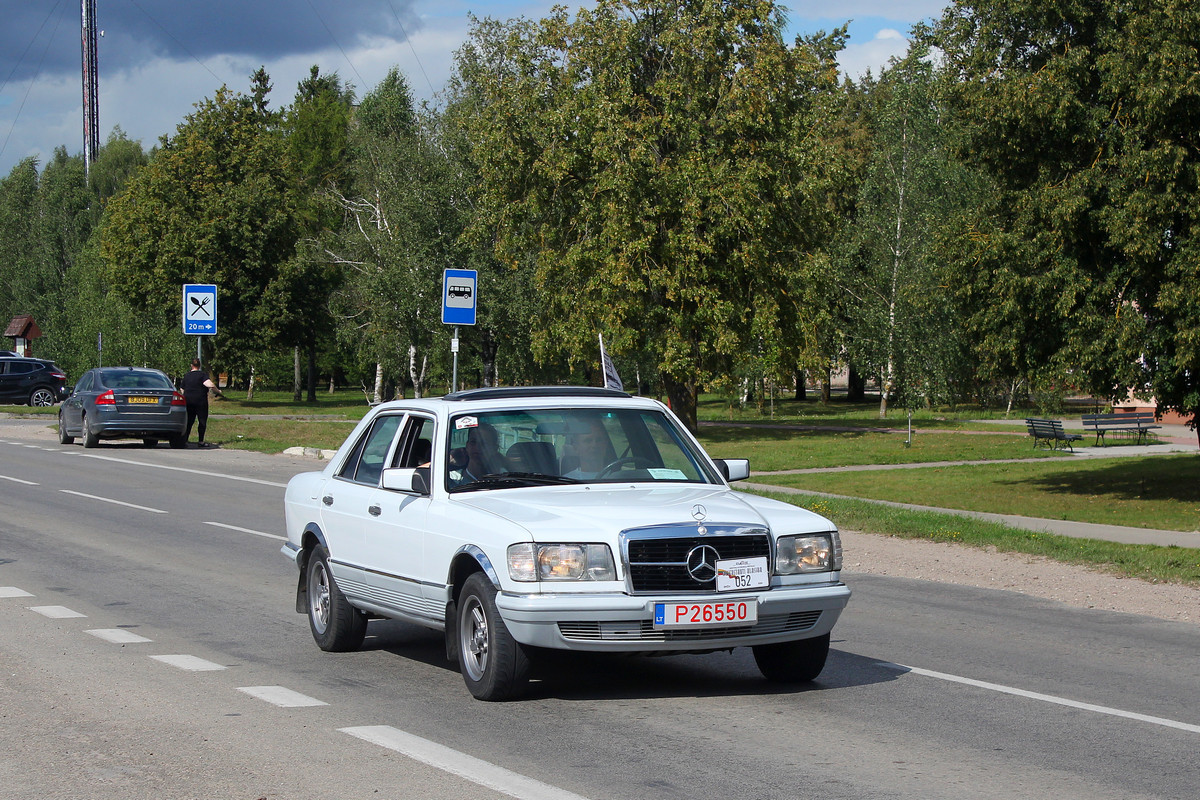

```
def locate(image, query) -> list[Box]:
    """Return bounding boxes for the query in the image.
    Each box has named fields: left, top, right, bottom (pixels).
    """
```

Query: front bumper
left=495, top=582, right=850, bottom=652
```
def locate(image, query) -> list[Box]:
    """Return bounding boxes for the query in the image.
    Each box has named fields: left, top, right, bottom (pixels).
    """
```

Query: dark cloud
left=1, top=0, right=415, bottom=84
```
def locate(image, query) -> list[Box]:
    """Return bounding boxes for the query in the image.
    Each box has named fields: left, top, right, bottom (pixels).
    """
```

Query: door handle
left=322, top=495, right=333, bottom=506
left=368, top=504, right=381, bottom=517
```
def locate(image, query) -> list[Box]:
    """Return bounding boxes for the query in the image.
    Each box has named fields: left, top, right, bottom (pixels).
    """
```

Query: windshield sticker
left=456, top=416, right=479, bottom=430
left=648, top=468, right=688, bottom=480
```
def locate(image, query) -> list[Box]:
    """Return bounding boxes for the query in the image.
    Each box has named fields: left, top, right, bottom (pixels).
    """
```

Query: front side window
left=446, top=407, right=717, bottom=492
left=338, top=414, right=403, bottom=486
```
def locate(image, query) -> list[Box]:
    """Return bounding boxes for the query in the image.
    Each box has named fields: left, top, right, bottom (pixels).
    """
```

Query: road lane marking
left=879, top=661, right=1200, bottom=734
left=237, top=686, right=328, bottom=707
left=0, top=474, right=38, bottom=485
left=71, top=453, right=288, bottom=488
left=87, top=628, right=153, bottom=644
left=0, top=587, right=35, bottom=597
left=29, top=605, right=87, bottom=618
left=203, top=521, right=286, bottom=541
left=59, top=489, right=167, bottom=514
left=340, top=726, right=591, bottom=800
left=150, top=654, right=226, bottom=671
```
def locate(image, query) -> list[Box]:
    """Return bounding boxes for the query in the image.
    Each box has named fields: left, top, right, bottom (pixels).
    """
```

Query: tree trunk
left=306, top=342, right=317, bottom=402
left=409, top=344, right=427, bottom=399
left=372, top=362, right=383, bottom=405
left=292, top=347, right=302, bottom=402
left=480, top=328, right=498, bottom=388
left=794, top=370, right=806, bottom=401
left=246, top=364, right=256, bottom=401
left=663, top=375, right=698, bottom=435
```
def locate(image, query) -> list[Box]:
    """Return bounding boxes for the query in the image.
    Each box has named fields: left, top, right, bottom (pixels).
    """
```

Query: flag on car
left=599, top=333, right=623, bottom=391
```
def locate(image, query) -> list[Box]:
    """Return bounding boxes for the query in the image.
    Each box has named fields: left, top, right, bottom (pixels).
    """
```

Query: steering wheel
left=597, top=456, right=652, bottom=477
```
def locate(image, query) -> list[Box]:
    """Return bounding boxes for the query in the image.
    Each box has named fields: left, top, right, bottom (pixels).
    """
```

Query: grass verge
left=751, top=455, right=1200, bottom=532
left=746, top=489, right=1200, bottom=588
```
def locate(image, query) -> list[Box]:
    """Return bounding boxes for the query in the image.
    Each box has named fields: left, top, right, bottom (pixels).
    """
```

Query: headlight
left=507, top=543, right=617, bottom=582
left=775, top=532, right=842, bottom=574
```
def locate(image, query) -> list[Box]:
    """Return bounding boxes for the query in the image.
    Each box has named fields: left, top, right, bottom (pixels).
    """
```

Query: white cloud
left=837, top=28, right=912, bottom=79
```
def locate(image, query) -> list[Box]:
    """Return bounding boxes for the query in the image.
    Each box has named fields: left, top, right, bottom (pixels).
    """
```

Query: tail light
left=50, top=370, right=66, bottom=379
left=171, top=391, right=186, bottom=406
left=95, top=390, right=115, bottom=406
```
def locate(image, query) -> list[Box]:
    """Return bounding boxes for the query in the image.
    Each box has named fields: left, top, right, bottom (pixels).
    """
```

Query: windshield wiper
left=451, top=472, right=581, bottom=492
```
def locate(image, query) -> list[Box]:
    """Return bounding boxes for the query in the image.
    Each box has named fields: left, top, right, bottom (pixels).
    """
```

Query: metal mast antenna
left=81, top=0, right=99, bottom=178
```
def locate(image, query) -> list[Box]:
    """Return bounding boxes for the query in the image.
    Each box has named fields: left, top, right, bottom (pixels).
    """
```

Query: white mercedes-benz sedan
left=282, top=386, right=850, bottom=700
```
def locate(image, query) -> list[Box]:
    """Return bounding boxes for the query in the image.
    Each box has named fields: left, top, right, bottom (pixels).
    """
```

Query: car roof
left=370, top=386, right=661, bottom=417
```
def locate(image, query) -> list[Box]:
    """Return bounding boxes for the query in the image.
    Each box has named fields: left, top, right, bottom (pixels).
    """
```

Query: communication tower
left=81, top=0, right=99, bottom=177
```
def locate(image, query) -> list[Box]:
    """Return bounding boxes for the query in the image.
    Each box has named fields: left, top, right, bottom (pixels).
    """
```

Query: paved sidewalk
left=743, top=481, right=1200, bottom=550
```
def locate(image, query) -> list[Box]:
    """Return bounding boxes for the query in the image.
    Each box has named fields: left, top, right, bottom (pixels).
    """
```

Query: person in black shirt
left=181, top=358, right=221, bottom=447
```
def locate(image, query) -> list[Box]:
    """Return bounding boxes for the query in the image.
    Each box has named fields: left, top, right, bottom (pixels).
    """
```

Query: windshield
left=446, top=407, right=718, bottom=492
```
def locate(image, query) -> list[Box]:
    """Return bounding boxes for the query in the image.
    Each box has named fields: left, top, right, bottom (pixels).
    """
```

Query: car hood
left=451, top=484, right=834, bottom=540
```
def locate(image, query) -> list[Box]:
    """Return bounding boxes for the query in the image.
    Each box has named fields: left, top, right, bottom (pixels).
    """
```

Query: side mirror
left=381, top=467, right=431, bottom=495
left=715, top=458, right=750, bottom=482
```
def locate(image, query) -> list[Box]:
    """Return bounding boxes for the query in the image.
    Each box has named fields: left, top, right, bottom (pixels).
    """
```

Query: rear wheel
left=82, top=414, right=99, bottom=448
left=143, top=439, right=159, bottom=448
left=168, top=435, right=186, bottom=449
left=306, top=548, right=366, bottom=652
left=57, top=414, right=74, bottom=445
left=753, top=633, right=830, bottom=683
left=29, top=387, right=55, bottom=407
left=457, top=572, right=530, bottom=701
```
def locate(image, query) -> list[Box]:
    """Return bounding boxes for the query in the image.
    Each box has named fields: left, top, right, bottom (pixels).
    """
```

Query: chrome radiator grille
left=622, top=524, right=771, bottom=594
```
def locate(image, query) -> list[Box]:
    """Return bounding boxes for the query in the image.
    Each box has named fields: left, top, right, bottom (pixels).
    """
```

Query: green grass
left=697, top=425, right=1073, bottom=470
left=203, top=416, right=357, bottom=453
left=750, top=455, right=1200, bottom=532
left=746, top=490, right=1200, bottom=587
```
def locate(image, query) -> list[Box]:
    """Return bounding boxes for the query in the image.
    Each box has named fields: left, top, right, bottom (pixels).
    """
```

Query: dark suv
left=0, top=357, right=69, bottom=406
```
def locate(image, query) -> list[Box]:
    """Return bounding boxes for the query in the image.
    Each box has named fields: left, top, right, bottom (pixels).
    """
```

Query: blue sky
left=0, top=1, right=947, bottom=178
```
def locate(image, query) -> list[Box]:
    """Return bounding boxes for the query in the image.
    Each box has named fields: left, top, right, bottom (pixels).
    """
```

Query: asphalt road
left=1, top=419, right=1198, bottom=799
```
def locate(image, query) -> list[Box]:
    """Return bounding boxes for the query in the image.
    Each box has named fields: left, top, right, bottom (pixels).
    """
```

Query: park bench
left=1025, top=418, right=1083, bottom=452
left=1081, top=412, right=1161, bottom=446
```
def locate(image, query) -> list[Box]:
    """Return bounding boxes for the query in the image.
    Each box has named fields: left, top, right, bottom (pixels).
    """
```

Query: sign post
left=183, top=284, right=218, bottom=361
left=441, top=270, right=477, bottom=393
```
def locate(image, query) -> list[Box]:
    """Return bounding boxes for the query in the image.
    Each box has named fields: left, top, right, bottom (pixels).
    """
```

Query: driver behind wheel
left=560, top=417, right=615, bottom=479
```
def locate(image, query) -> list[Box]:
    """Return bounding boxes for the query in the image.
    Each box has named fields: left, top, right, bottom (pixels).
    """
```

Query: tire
left=143, top=439, right=159, bottom=448
left=58, top=414, right=74, bottom=445
left=29, top=387, right=56, bottom=407
left=457, top=572, right=530, bottom=701
left=82, top=414, right=99, bottom=449
left=168, top=435, right=186, bottom=449
left=306, top=547, right=366, bottom=652
left=753, top=633, right=830, bottom=683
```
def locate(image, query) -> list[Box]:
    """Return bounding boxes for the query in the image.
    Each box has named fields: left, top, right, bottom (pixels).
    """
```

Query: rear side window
left=6, top=362, right=34, bottom=375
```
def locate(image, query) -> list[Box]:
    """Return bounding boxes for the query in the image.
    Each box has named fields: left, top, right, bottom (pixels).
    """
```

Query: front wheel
left=29, top=387, right=55, bottom=407
left=457, top=572, right=530, bottom=701
left=752, top=633, right=831, bottom=683
left=58, top=415, right=74, bottom=445
left=306, top=548, right=366, bottom=652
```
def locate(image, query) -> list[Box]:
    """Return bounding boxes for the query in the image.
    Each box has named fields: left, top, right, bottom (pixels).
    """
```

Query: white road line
left=59, top=489, right=167, bottom=514
left=86, top=628, right=153, bottom=644
left=0, top=586, right=35, bottom=598
left=203, top=521, right=286, bottom=542
left=880, top=661, right=1200, bottom=735
left=340, top=726, right=592, bottom=800
left=72, top=453, right=288, bottom=488
left=0, top=474, right=38, bottom=485
left=150, top=654, right=226, bottom=671
left=28, top=605, right=87, bottom=619
left=237, top=686, right=328, bottom=707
